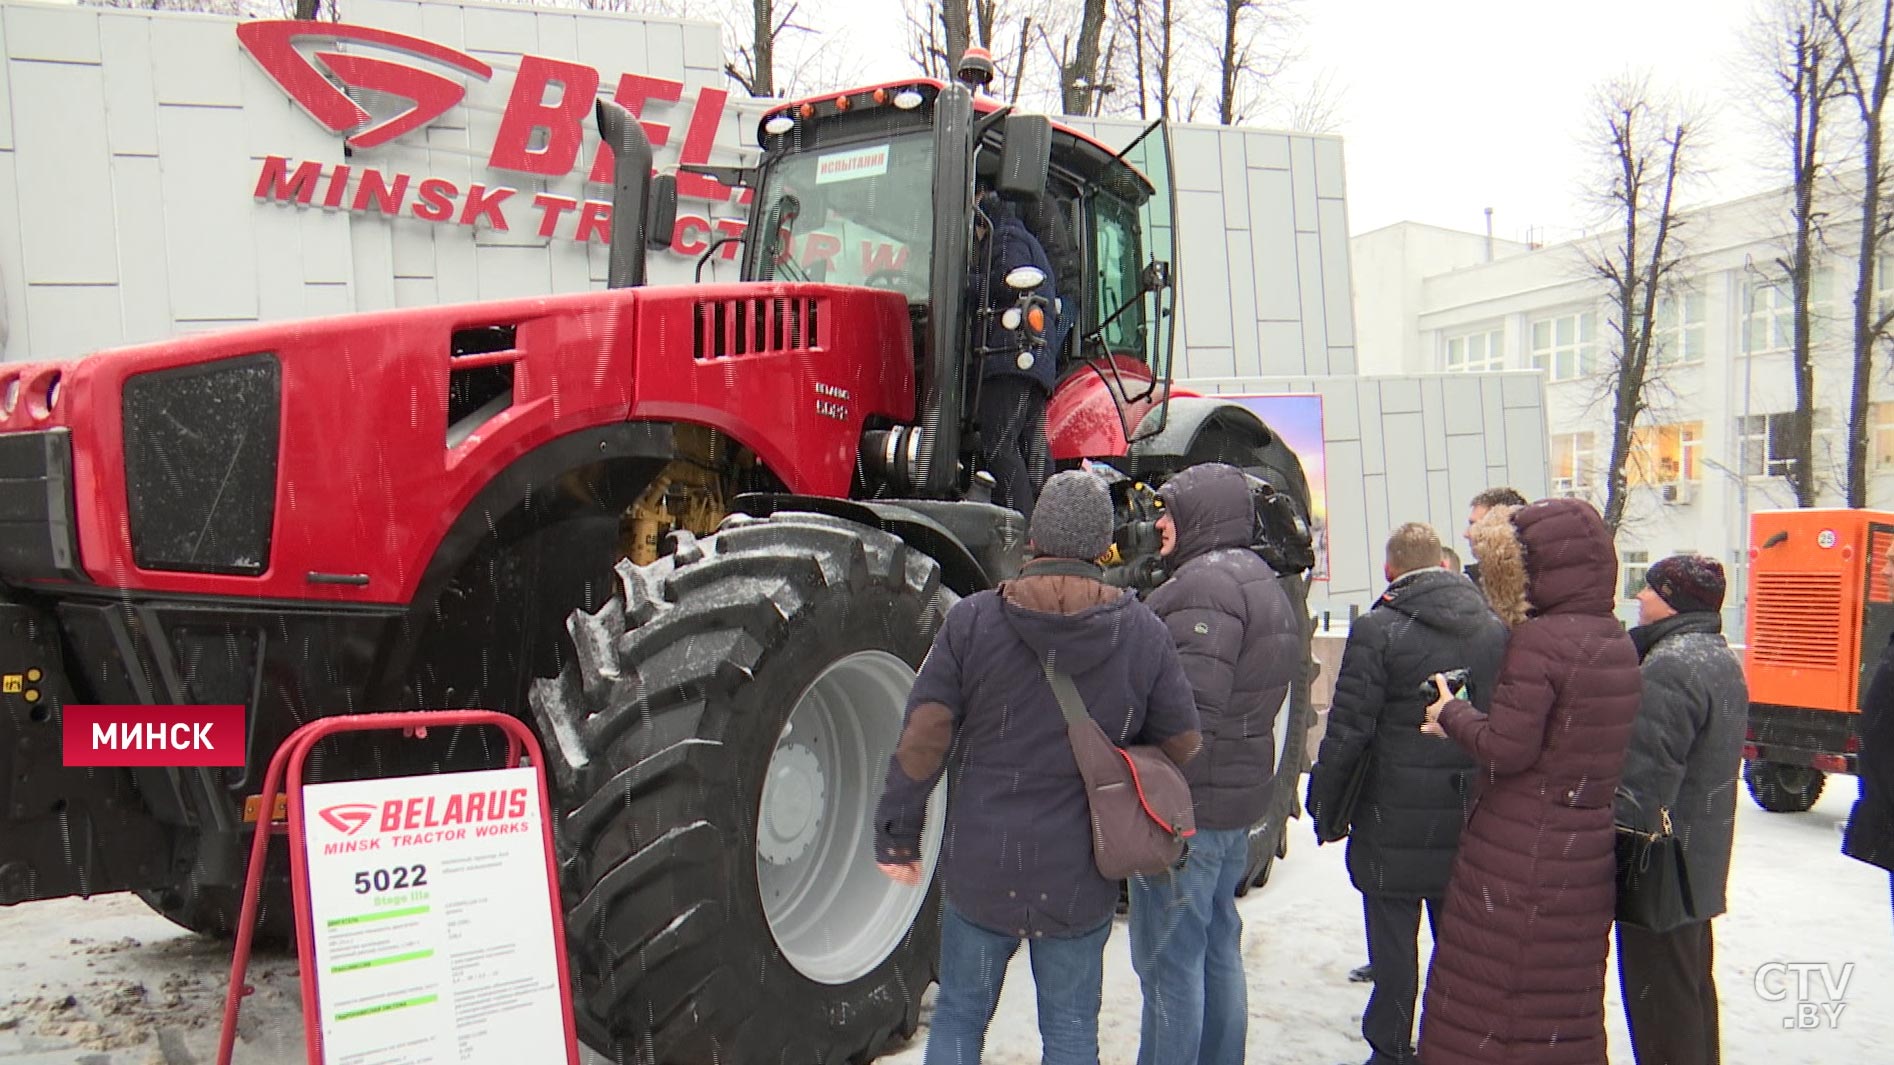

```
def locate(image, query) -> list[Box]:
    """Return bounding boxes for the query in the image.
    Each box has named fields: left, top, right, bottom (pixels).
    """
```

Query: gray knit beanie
left=1029, top=470, right=1114, bottom=561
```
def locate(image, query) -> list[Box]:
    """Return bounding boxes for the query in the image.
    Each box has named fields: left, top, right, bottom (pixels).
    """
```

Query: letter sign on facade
left=235, top=20, right=753, bottom=256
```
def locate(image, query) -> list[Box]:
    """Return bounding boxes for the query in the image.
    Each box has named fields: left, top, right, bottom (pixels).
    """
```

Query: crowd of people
left=871, top=473, right=1894, bottom=1065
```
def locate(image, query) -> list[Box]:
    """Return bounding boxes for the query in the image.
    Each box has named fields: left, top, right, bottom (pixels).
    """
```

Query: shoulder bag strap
left=1038, top=654, right=1091, bottom=728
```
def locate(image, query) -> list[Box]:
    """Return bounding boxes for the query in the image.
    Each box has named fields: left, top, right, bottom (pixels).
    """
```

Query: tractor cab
left=680, top=71, right=1181, bottom=498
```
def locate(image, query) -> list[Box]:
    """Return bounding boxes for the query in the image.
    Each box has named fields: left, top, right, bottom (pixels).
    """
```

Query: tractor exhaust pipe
left=596, top=98, right=677, bottom=289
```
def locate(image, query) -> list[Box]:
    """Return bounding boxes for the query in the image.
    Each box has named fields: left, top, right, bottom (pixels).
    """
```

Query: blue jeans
left=924, top=903, right=1112, bottom=1065
left=1128, top=827, right=1252, bottom=1065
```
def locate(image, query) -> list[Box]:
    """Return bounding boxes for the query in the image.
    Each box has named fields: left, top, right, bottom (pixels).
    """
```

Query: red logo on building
left=235, top=21, right=493, bottom=150
left=236, top=19, right=747, bottom=253
left=318, top=803, right=378, bottom=837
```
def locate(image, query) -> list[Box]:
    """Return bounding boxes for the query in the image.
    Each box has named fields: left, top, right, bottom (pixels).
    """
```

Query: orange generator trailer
left=1742, top=507, right=1894, bottom=812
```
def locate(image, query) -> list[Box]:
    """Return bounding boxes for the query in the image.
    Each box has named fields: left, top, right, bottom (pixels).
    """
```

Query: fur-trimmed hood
left=1471, top=498, right=1619, bottom=626
left=1470, top=504, right=1527, bottom=626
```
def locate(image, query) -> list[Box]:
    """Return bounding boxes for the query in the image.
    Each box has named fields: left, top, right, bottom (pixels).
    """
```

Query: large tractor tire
left=137, top=857, right=298, bottom=945
left=529, top=513, right=955, bottom=1065
left=1744, top=760, right=1825, bottom=813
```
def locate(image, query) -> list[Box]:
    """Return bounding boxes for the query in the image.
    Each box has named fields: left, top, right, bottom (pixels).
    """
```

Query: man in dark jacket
left=875, top=470, right=1200, bottom=1065
left=1307, top=522, right=1507, bottom=1065
left=971, top=192, right=1063, bottom=520
left=1130, top=462, right=1302, bottom=1065
left=1845, top=538, right=1894, bottom=922
left=1613, top=554, right=1747, bottom=1065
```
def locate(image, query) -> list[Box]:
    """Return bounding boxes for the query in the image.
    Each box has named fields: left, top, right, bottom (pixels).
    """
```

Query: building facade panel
left=1198, top=371, right=1549, bottom=614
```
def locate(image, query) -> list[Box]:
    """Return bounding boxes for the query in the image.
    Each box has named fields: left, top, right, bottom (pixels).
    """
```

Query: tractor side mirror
left=1141, top=260, right=1171, bottom=292
left=997, top=113, right=1052, bottom=200
left=646, top=174, right=679, bottom=252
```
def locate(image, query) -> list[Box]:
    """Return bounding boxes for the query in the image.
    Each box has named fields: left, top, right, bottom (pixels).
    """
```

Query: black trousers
left=976, top=375, right=1049, bottom=522
left=1362, top=893, right=1441, bottom=1065
left=1616, top=919, right=1720, bottom=1065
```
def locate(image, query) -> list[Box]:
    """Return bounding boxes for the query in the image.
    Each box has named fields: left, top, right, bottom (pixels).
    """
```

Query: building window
left=1552, top=431, right=1596, bottom=493
left=1631, top=422, right=1703, bottom=484
left=1622, top=550, right=1651, bottom=601
left=1744, top=270, right=1832, bottom=355
left=1736, top=412, right=1807, bottom=479
left=1531, top=311, right=1596, bottom=381
left=1444, top=327, right=1505, bottom=372
left=1651, top=291, right=1706, bottom=365
left=1874, top=402, right=1894, bottom=470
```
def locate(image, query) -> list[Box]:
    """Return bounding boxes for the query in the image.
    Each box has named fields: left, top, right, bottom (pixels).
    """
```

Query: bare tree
left=1113, top=0, right=1185, bottom=118
left=725, top=0, right=784, bottom=97
left=1037, top=0, right=1110, bottom=115
left=907, top=0, right=971, bottom=79
left=1209, top=0, right=1299, bottom=125
left=1747, top=0, right=1850, bottom=505
left=1115, top=0, right=1149, bottom=117
left=943, top=0, right=973, bottom=69
left=1279, top=69, right=1345, bottom=134
left=909, top=0, right=1046, bottom=104
left=1584, top=77, right=1697, bottom=536
left=1824, top=0, right=1894, bottom=506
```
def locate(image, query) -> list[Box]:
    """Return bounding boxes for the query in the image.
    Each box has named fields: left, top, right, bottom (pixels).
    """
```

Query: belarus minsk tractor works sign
left=237, top=20, right=751, bottom=258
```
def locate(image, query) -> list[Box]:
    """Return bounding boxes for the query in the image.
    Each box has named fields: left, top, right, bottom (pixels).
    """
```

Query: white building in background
left=1354, top=184, right=1894, bottom=624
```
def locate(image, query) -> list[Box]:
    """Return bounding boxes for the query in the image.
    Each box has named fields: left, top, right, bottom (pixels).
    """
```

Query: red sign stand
left=215, top=711, right=579, bottom=1065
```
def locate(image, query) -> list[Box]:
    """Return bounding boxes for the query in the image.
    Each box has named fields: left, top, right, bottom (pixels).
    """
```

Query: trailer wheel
left=529, top=514, right=954, bottom=1064
left=1744, top=760, right=1825, bottom=813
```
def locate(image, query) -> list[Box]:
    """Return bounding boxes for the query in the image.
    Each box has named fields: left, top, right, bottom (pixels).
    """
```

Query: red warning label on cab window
left=63, top=705, right=247, bottom=767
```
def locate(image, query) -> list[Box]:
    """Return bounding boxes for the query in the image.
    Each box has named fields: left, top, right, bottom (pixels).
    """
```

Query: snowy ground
left=1, top=783, right=1886, bottom=1064
left=883, top=782, right=1892, bottom=1065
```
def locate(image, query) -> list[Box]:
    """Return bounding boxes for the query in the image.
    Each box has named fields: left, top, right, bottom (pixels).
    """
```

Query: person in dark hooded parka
left=1130, top=462, right=1303, bottom=1065
left=1415, top=498, right=1643, bottom=1065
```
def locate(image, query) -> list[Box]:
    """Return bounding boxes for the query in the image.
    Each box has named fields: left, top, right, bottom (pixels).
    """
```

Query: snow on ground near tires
left=883, top=782, right=1888, bottom=1065
left=0, top=784, right=1885, bottom=1064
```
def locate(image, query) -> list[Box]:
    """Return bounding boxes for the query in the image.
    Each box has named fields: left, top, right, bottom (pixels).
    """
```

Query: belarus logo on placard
left=235, top=21, right=494, bottom=149
left=318, top=803, right=378, bottom=837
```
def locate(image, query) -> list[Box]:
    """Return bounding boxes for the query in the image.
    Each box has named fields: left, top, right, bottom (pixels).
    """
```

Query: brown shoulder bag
left=1039, top=655, right=1197, bottom=879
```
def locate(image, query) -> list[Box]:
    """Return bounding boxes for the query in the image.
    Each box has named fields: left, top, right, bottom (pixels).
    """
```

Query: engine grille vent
left=123, top=353, right=281, bottom=576
left=1751, top=572, right=1845, bottom=670
left=693, top=296, right=820, bottom=360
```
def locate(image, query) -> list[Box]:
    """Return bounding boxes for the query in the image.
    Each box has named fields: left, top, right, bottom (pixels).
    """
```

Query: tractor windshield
left=746, top=132, right=936, bottom=300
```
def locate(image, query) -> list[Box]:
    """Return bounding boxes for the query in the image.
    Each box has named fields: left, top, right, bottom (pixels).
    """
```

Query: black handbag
left=1313, top=753, right=1371, bottom=844
left=1614, top=801, right=1696, bottom=932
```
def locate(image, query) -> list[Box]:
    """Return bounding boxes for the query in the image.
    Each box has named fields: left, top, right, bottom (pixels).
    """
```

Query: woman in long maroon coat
left=1415, top=498, right=1642, bottom=1065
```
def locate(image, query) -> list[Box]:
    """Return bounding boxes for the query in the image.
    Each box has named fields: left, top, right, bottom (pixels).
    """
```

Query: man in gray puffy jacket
left=1131, top=462, right=1303, bottom=1065
left=1615, top=554, right=1747, bottom=1065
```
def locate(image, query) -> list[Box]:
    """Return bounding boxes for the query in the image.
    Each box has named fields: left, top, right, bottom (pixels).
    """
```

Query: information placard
left=301, top=767, right=566, bottom=1065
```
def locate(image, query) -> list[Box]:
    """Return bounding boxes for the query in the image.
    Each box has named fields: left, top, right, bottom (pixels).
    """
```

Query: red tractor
left=0, top=65, right=1316, bottom=1063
